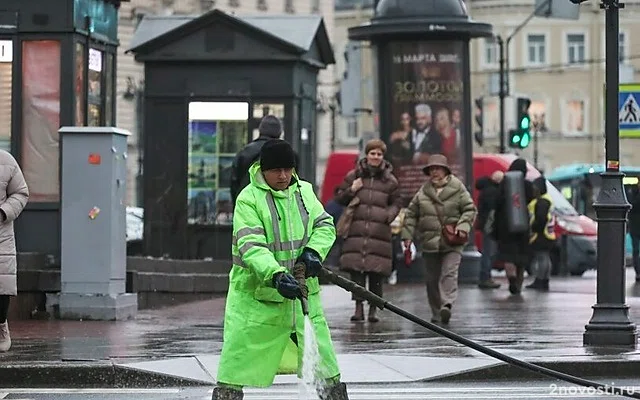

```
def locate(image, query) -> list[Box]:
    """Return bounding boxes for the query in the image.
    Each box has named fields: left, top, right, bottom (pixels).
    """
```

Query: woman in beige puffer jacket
left=401, top=154, right=476, bottom=325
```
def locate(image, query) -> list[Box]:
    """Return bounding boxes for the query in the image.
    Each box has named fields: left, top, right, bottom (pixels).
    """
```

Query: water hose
left=319, top=267, right=640, bottom=399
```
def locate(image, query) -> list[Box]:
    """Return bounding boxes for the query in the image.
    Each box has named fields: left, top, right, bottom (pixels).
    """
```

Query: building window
left=228, top=0, right=239, bottom=7
left=312, top=0, right=320, bottom=13
left=257, top=0, right=267, bottom=11
left=619, top=32, right=626, bottom=62
left=527, top=34, right=546, bottom=65
left=567, top=33, right=585, bottom=65
left=285, top=0, right=294, bottom=13
left=483, top=37, right=498, bottom=67
left=347, top=119, right=358, bottom=139
left=562, top=98, right=587, bottom=136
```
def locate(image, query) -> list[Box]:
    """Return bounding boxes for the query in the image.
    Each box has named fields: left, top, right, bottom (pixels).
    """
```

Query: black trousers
left=349, top=272, right=383, bottom=303
left=0, top=295, right=9, bottom=323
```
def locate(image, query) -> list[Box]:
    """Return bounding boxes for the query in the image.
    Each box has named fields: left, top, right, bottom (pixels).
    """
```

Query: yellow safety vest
left=528, top=193, right=556, bottom=243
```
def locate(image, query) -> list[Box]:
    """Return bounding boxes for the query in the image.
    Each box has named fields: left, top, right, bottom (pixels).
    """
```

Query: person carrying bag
left=401, top=154, right=476, bottom=324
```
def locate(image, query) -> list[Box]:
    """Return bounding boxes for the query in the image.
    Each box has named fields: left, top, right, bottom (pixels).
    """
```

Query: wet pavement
left=2, top=268, right=640, bottom=386
left=3, top=379, right=640, bottom=400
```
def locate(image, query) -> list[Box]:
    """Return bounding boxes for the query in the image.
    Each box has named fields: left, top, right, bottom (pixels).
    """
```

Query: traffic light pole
left=497, top=0, right=550, bottom=153
left=583, top=0, right=637, bottom=347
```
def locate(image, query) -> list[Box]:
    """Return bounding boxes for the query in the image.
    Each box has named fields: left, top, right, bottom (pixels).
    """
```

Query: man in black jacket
left=475, top=170, right=504, bottom=289
left=629, top=181, right=640, bottom=283
left=230, top=115, right=283, bottom=204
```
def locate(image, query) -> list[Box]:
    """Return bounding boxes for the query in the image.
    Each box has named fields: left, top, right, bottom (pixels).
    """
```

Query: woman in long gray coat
left=0, top=150, right=29, bottom=352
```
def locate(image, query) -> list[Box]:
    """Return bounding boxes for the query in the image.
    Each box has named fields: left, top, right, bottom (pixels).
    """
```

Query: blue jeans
left=480, top=235, right=497, bottom=282
left=632, top=234, right=640, bottom=276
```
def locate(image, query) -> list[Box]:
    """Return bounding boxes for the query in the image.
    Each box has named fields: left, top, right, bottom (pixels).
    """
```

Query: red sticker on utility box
left=607, top=160, right=619, bottom=171
left=88, top=153, right=101, bottom=165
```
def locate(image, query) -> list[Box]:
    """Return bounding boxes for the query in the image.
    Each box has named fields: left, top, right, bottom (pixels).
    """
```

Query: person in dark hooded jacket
left=492, top=158, right=535, bottom=295
left=475, top=170, right=504, bottom=289
left=230, top=116, right=300, bottom=204
left=230, top=116, right=283, bottom=204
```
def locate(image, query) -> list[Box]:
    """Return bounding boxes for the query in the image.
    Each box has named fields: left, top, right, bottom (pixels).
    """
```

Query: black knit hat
left=258, top=115, right=283, bottom=138
left=260, top=140, right=296, bottom=171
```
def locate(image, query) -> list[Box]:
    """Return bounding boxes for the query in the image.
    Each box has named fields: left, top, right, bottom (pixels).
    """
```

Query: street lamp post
left=581, top=0, right=637, bottom=347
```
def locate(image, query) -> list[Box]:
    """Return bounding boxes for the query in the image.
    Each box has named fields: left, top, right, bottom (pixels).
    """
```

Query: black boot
left=508, top=277, right=520, bottom=295
left=212, top=386, right=244, bottom=400
left=318, top=382, right=349, bottom=400
left=526, top=279, right=549, bottom=291
left=526, top=279, right=542, bottom=289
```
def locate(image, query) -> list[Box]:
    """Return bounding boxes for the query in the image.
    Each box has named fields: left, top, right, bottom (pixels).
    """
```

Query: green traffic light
left=520, top=133, right=530, bottom=148
left=520, top=117, right=530, bottom=130
left=512, top=134, right=521, bottom=143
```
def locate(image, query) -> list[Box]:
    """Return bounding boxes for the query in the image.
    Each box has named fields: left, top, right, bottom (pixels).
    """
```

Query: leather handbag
left=336, top=196, right=360, bottom=239
left=434, top=203, right=468, bottom=246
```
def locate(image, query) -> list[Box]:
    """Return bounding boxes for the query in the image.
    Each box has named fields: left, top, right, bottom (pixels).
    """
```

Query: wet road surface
left=3, top=379, right=640, bottom=400
left=2, top=270, right=640, bottom=366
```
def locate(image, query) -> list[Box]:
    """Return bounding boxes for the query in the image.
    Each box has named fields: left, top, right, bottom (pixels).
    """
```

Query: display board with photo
left=188, top=121, right=218, bottom=225
left=187, top=103, right=249, bottom=226
left=386, top=41, right=466, bottom=204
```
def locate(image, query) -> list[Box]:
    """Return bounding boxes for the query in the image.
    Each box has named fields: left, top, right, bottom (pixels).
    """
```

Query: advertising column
left=385, top=41, right=466, bottom=204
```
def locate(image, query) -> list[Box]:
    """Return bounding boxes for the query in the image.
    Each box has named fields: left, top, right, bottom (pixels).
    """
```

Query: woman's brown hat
left=422, top=154, right=451, bottom=175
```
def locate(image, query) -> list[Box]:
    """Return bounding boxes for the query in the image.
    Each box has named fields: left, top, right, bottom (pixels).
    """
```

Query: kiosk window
left=252, top=103, right=284, bottom=140
left=105, top=53, right=114, bottom=126
left=187, top=101, right=249, bottom=226
left=88, top=48, right=103, bottom=126
left=75, top=42, right=86, bottom=126
left=21, top=40, right=61, bottom=202
left=0, top=40, right=12, bottom=152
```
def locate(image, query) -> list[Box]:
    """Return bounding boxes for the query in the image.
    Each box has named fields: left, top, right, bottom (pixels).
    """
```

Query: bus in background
left=546, top=163, right=640, bottom=260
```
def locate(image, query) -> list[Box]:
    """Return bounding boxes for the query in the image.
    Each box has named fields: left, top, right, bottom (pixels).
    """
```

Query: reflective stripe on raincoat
left=216, top=162, right=340, bottom=387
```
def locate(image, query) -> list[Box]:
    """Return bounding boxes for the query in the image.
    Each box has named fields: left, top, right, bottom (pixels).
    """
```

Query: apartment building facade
left=116, top=0, right=336, bottom=204
left=468, top=0, right=640, bottom=171
left=334, top=0, right=640, bottom=173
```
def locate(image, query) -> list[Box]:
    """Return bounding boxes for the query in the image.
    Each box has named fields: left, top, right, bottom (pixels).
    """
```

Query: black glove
left=297, top=247, right=323, bottom=278
left=272, top=272, right=302, bottom=300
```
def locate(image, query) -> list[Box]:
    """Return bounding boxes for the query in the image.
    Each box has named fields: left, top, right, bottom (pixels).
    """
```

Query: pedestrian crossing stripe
left=619, top=83, right=640, bottom=138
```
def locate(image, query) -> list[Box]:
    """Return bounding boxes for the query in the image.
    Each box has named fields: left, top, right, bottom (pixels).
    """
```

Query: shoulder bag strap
left=425, top=190, right=445, bottom=228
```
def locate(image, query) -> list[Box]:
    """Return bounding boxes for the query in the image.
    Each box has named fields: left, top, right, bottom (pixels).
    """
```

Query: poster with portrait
left=387, top=41, right=466, bottom=203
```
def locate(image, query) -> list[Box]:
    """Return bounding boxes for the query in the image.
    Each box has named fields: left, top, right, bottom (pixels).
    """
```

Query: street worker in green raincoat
left=213, top=139, right=350, bottom=400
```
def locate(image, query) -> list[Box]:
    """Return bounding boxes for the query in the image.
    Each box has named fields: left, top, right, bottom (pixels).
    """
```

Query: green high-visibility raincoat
left=216, top=162, right=340, bottom=388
